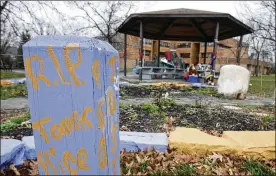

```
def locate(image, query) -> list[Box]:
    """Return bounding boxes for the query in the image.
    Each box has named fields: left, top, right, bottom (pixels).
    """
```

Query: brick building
left=119, top=35, right=273, bottom=75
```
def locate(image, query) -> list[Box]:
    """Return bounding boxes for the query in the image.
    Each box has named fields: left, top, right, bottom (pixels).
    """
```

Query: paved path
left=1, top=98, right=29, bottom=110
left=12, top=69, right=25, bottom=74
left=2, top=95, right=273, bottom=111
left=121, top=95, right=274, bottom=106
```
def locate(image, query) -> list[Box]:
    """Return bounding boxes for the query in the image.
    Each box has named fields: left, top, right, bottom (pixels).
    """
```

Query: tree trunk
left=256, top=53, right=260, bottom=76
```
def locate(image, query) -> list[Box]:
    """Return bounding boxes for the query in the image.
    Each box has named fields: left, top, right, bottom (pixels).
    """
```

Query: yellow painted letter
left=32, top=117, right=51, bottom=143
left=98, top=136, right=107, bottom=170
left=64, top=43, right=84, bottom=86
left=25, top=55, right=51, bottom=90
left=48, top=45, right=70, bottom=85
left=75, top=107, right=93, bottom=130
left=92, top=59, right=101, bottom=88
left=37, top=151, right=58, bottom=175
left=63, top=151, right=78, bottom=175
left=111, top=124, right=117, bottom=154
left=106, top=86, right=116, bottom=117
left=108, top=56, right=116, bottom=83
left=97, top=98, right=105, bottom=129
left=77, top=148, right=90, bottom=170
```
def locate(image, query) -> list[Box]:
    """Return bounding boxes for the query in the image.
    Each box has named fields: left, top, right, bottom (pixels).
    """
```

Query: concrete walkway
left=12, top=69, right=25, bottom=74
left=1, top=95, right=274, bottom=112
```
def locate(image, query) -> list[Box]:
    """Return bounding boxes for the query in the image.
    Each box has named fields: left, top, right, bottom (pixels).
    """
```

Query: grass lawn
left=248, top=74, right=275, bottom=97
left=0, top=84, right=27, bottom=100
left=1, top=70, right=25, bottom=79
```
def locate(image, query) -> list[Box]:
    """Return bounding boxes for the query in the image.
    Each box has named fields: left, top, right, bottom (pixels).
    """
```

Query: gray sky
left=136, top=1, right=240, bottom=17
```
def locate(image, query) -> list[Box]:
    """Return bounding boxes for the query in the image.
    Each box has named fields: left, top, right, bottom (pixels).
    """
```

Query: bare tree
left=221, top=37, right=250, bottom=64
left=1, top=1, right=68, bottom=38
left=68, top=1, right=136, bottom=44
left=237, top=1, right=275, bottom=60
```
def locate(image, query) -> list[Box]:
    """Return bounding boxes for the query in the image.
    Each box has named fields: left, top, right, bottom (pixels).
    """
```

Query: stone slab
left=169, top=127, right=275, bottom=159
left=120, top=131, right=168, bottom=152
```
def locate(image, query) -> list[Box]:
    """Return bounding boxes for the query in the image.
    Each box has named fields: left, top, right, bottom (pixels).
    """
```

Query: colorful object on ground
left=184, top=72, right=189, bottom=80
left=187, top=75, right=199, bottom=83
left=206, top=74, right=214, bottom=85
left=23, top=36, right=120, bottom=175
left=0, top=80, right=13, bottom=87
left=0, top=78, right=26, bottom=87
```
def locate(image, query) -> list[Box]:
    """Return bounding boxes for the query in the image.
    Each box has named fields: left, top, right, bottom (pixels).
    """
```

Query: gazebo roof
left=117, top=8, right=253, bottom=42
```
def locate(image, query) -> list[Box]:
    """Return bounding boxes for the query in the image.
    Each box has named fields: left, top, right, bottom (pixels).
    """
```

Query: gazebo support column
left=124, top=34, right=127, bottom=76
left=204, top=42, right=207, bottom=64
left=157, top=40, right=160, bottom=67
left=139, top=21, right=143, bottom=81
left=237, top=35, right=243, bottom=65
left=212, top=22, right=219, bottom=70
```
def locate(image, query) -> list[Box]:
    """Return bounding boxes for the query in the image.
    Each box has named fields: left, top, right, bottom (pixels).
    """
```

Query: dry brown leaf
left=136, top=154, right=142, bottom=163
left=126, top=169, right=131, bottom=176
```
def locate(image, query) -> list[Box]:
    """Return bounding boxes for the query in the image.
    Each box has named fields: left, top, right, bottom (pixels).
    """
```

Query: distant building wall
left=118, top=35, right=273, bottom=73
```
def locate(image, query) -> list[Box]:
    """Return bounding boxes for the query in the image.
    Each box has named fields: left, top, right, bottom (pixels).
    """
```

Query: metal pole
left=157, top=40, right=160, bottom=67
left=124, top=34, right=127, bottom=77
left=204, top=42, right=207, bottom=64
left=139, top=21, right=143, bottom=81
left=212, top=22, right=219, bottom=70
left=237, top=35, right=243, bottom=65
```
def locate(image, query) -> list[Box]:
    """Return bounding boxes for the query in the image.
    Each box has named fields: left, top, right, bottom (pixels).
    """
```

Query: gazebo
left=117, top=8, right=253, bottom=80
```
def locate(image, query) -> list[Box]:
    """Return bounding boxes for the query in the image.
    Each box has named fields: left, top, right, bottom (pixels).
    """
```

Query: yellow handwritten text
left=48, top=45, right=70, bottom=85
left=25, top=55, right=51, bottom=90
left=111, top=124, right=117, bottom=154
left=33, top=107, right=93, bottom=143
left=64, top=43, right=84, bottom=87
left=108, top=56, right=116, bottom=83
left=98, top=136, right=107, bottom=170
left=32, top=117, right=51, bottom=143
left=92, top=59, right=101, bottom=88
left=38, top=147, right=89, bottom=175
left=106, top=86, right=116, bottom=117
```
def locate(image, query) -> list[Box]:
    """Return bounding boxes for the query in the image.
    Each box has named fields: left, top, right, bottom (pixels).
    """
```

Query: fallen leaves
left=162, top=116, right=175, bottom=135
left=1, top=149, right=275, bottom=176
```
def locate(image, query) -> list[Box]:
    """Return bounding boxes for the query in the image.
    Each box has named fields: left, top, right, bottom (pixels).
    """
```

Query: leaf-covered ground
left=1, top=148, right=275, bottom=176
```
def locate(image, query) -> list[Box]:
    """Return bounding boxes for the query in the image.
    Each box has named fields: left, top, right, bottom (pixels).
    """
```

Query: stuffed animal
left=188, top=64, right=198, bottom=76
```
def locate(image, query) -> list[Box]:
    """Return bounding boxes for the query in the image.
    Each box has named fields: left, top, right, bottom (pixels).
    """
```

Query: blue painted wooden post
left=23, top=36, right=120, bottom=175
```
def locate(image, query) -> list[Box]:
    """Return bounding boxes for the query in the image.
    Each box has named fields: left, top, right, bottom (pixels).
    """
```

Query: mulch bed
left=120, top=103, right=275, bottom=133
left=1, top=103, right=275, bottom=140
left=119, top=84, right=221, bottom=99
left=0, top=109, right=29, bottom=123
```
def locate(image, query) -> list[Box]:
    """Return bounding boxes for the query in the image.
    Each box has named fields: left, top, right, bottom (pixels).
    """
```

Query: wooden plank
left=23, top=36, right=120, bottom=175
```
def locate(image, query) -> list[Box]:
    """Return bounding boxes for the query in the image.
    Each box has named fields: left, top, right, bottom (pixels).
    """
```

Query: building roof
left=117, top=8, right=253, bottom=42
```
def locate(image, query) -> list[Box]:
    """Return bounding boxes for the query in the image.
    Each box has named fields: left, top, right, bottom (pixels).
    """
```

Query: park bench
left=138, top=66, right=186, bottom=80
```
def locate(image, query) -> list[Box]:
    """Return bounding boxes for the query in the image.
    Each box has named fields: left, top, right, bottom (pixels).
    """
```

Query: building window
left=144, top=39, right=152, bottom=45
left=160, top=52, right=165, bottom=58
left=171, top=44, right=176, bottom=49
left=177, top=43, right=191, bottom=48
left=201, top=52, right=212, bottom=58
left=145, top=50, right=151, bottom=56
left=180, top=53, right=190, bottom=58
left=201, top=42, right=214, bottom=47
left=160, top=42, right=169, bottom=48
